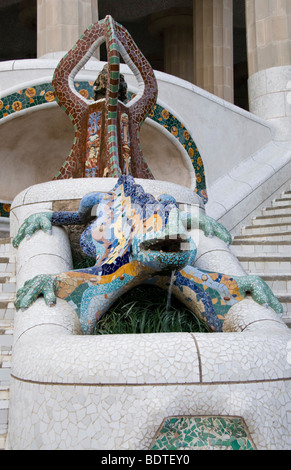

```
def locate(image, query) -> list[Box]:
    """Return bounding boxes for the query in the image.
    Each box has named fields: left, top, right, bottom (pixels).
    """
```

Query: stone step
left=0, top=293, right=16, bottom=303
left=0, top=387, right=10, bottom=450
left=275, top=293, right=291, bottom=316
left=270, top=199, right=291, bottom=207
left=0, top=297, right=15, bottom=322
left=233, top=232, right=291, bottom=242
left=241, top=224, right=291, bottom=235
left=0, top=244, right=18, bottom=448
left=231, top=240, right=291, bottom=255
left=0, top=281, right=16, bottom=295
left=0, top=432, right=7, bottom=450
left=0, top=321, right=13, bottom=442
left=283, top=317, right=291, bottom=328
left=0, top=246, right=16, bottom=253
left=0, top=272, right=15, bottom=281
left=0, top=275, right=16, bottom=294
left=0, top=357, right=12, bottom=388
left=0, top=254, right=15, bottom=260
left=0, top=257, right=15, bottom=276
left=0, top=239, right=13, bottom=248
left=0, top=253, right=14, bottom=261
left=0, top=238, right=11, bottom=244
left=0, top=316, right=13, bottom=450
left=0, top=259, right=10, bottom=274
left=252, top=214, right=291, bottom=225
left=0, top=389, right=10, bottom=447
left=0, top=322, right=14, bottom=351
left=0, top=243, right=22, bottom=448
left=0, top=299, right=15, bottom=308
left=237, top=255, right=291, bottom=274
left=280, top=189, right=291, bottom=197
left=255, top=273, right=291, bottom=293
left=262, top=206, right=291, bottom=216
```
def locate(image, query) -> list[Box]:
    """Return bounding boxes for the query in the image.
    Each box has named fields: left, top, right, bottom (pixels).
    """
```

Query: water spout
left=166, top=271, right=175, bottom=314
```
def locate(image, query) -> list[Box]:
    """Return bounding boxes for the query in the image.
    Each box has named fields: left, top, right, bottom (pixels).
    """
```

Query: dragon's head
left=82, top=175, right=196, bottom=273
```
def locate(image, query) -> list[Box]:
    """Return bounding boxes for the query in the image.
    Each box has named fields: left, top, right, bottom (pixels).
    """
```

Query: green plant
left=94, top=285, right=209, bottom=335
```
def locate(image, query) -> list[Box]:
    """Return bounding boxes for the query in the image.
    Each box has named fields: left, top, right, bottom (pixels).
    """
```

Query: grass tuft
left=94, top=285, right=209, bottom=335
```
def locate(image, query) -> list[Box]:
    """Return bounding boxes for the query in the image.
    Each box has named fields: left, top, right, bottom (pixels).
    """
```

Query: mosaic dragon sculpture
left=51, top=15, right=157, bottom=181
left=12, top=16, right=283, bottom=334
left=13, top=175, right=282, bottom=334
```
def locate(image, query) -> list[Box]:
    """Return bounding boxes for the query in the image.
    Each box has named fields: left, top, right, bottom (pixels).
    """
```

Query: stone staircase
left=231, top=187, right=291, bottom=327
left=0, top=239, right=16, bottom=450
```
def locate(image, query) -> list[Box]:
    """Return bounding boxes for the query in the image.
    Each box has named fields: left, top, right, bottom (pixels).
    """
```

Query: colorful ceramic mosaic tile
left=84, top=109, right=102, bottom=177
left=0, top=202, right=11, bottom=218
left=51, top=16, right=157, bottom=181
left=0, top=84, right=55, bottom=118
left=150, top=416, right=256, bottom=450
left=174, top=267, right=243, bottom=330
left=148, top=102, right=207, bottom=202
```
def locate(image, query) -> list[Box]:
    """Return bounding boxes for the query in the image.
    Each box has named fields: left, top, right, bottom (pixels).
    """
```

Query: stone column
left=148, top=8, right=194, bottom=83
left=37, top=0, right=99, bottom=58
left=193, top=0, right=234, bottom=103
left=246, top=0, right=291, bottom=140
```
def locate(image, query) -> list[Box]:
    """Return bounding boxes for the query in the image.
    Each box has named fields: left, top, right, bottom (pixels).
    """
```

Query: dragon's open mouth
left=140, top=235, right=188, bottom=254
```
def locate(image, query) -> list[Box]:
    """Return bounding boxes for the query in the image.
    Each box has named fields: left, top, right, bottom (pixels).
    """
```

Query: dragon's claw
left=12, top=212, right=52, bottom=248
left=235, top=274, right=283, bottom=315
left=15, top=274, right=59, bottom=311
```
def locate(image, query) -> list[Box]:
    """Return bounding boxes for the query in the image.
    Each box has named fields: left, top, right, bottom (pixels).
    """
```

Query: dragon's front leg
left=181, top=210, right=232, bottom=246
left=12, top=191, right=112, bottom=248
left=15, top=274, right=60, bottom=310
left=14, top=259, right=149, bottom=334
left=234, top=274, right=283, bottom=315
left=12, top=213, right=53, bottom=248
left=161, top=265, right=283, bottom=332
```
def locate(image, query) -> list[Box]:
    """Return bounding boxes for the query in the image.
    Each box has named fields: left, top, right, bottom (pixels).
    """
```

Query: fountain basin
left=7, top=178, right=291, bottom=450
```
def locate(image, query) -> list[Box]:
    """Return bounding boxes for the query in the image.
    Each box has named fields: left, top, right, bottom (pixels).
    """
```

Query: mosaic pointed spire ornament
left=52, top=15, right=157, bottom=180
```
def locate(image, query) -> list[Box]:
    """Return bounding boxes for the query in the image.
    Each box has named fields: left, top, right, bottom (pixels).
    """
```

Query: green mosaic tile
left=0, top=83, right=56, bottom=120
left=148, top=103, right=207, bottom=200
left=150, top=416, right=256, bottom=450
left=0, top=202, right=11, bottom=218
